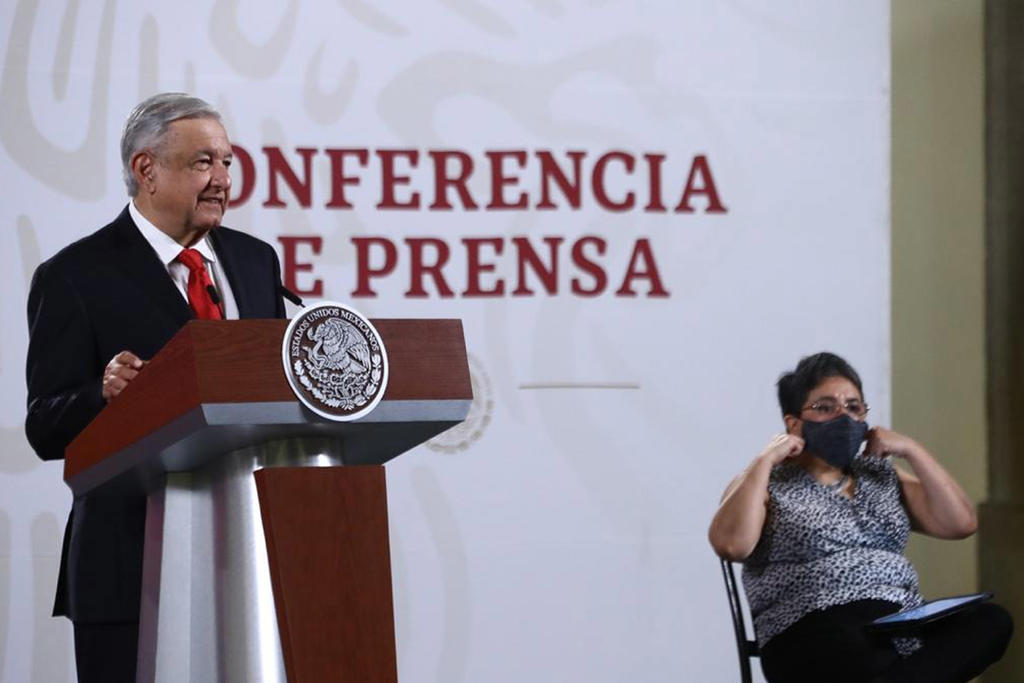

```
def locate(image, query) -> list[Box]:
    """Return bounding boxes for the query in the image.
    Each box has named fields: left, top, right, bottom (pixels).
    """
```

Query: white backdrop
left=0, top=2, right=890, bottom=681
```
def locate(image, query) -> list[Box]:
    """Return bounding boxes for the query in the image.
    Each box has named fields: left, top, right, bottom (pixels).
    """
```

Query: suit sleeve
left=25, top=260, right=106, bottom=461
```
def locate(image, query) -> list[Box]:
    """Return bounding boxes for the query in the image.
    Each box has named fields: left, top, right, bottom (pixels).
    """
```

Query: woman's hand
left=759, top=433, right=805, bottom=466
left=709, top=433, right=802, bottom=561
left=865, top=426, right=920, bottom=460
left=869, top=426, right=978, bottom=539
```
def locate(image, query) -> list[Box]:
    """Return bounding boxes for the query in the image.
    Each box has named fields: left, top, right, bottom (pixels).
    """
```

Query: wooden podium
left=65, top=319, right=472, bottom=682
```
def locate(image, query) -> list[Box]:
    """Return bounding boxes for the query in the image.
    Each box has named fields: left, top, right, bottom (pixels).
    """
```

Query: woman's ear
left=784, top=414, right=802, bottom=436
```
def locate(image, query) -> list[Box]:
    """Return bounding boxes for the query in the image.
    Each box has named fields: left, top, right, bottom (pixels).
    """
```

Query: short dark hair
left=776, top=352, right=863, bottom=417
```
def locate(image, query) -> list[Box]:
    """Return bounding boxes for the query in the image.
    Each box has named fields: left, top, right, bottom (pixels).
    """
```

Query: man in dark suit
left=24, top=93, right=285, bottom=682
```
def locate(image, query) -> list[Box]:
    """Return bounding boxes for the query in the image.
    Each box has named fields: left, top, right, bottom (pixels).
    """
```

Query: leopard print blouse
left=742, top=455, right=924, bottom=649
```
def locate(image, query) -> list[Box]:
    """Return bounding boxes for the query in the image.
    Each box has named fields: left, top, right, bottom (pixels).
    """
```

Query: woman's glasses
left=800, top=397, right=869, bottom=420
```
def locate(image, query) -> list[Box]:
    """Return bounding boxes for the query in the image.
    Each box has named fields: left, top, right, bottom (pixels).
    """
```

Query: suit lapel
left=109, top=207, right=193, bottom=326
left=208, top=228, right=251, bottom=318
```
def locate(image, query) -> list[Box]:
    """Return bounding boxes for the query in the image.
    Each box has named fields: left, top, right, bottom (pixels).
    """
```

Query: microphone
left=278, top=284, right=305, bottom=308
left=206, top=284, right=222, bottom=305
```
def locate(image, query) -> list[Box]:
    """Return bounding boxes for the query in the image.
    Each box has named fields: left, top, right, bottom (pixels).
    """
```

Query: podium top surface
left=65, top=319, right=471, bottom=496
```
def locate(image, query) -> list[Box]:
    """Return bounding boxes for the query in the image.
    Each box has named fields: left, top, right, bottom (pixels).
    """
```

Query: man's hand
left=759, top=433, right=805, bottom=466
left=102, top=351, right=146, bottom=402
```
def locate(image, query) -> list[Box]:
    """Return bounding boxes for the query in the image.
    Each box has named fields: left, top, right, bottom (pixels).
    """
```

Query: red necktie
left=175, top=248, right=223, bottom=320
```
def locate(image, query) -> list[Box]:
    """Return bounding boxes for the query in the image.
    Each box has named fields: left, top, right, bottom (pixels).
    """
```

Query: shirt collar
left=129, top=200, right=218, bottom=266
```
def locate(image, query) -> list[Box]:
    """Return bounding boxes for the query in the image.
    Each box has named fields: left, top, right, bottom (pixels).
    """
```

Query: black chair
left=720, top=558, right=759, bottom=683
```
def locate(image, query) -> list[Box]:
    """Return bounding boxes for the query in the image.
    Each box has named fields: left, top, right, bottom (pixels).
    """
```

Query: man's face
left=148, top=117, right=232, bottom=238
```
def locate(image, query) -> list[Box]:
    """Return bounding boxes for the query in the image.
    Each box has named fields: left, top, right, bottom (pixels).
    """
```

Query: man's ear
left=784, top=414, right=802, bottom=436
left=132, top=152, right=157, bottom=193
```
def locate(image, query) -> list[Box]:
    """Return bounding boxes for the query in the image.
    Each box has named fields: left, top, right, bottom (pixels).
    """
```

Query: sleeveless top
left=742, top=455, right=924, bottom=648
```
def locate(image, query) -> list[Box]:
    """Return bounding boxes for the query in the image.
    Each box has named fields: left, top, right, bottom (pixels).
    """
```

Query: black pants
left=72, top=620, right=138, bottom=683
left=759, top=599, right=1013, bottom=683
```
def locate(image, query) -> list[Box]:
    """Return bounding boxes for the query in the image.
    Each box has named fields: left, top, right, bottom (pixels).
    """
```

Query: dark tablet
left=869, top=593, right=993, bottom=630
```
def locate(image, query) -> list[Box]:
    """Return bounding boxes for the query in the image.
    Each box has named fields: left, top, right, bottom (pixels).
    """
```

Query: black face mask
left=801, top=414, right=868, bottom=470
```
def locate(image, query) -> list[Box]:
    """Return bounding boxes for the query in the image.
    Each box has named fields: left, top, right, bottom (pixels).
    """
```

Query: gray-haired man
left=25, top=93, right=285, bottom=682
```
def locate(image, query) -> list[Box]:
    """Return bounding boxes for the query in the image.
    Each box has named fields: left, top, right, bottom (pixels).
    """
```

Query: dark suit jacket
left=25, top=206, right=285, bottom=622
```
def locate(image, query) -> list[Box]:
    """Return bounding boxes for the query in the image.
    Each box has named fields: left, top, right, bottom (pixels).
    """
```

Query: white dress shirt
left=129, top=201, right=240, bottom=320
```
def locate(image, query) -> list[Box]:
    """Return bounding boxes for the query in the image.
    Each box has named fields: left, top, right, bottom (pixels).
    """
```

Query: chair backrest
left=720, top=558, right=759, bottom=683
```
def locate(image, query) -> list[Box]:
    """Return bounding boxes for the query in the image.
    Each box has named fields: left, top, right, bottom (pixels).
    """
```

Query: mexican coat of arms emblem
left=281, top=302, right=389, bottom=421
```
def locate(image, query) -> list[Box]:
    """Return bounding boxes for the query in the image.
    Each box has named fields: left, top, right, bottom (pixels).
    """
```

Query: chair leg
left=720, top=559, right=757, bottom=683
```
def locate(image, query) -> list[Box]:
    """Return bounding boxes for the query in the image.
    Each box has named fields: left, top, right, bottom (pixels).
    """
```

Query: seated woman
left=708, top=352, right=1013, bottom=683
